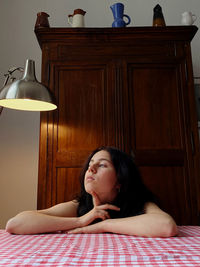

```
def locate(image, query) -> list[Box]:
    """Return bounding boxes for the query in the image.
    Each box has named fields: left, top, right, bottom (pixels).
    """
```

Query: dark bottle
left=153, top=4, right=166, bottom=26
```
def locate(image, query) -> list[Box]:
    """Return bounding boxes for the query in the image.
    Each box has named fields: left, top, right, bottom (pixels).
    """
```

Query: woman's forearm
left=103, top=213, right=177, bottom=237
left=6, top=211, right=81, bottom=235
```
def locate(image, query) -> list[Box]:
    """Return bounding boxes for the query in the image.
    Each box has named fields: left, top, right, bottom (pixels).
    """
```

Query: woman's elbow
left=6, top=213, right=27, bottom=235
left=5, top=218, right=17, bottom=234
left=162, top=218, right=178, bottom=237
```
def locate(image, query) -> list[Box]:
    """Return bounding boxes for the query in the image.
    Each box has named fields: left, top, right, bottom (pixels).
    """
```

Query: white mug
left=181, top=11, right=197, bottom=25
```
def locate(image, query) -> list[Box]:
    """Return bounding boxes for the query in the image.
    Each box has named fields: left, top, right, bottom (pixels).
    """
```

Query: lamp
left=0, top=59, right=57, bottom=111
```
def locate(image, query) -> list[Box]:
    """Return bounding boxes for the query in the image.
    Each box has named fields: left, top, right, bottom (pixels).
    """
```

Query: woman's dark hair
left=77, top=146, right=156, bottom=218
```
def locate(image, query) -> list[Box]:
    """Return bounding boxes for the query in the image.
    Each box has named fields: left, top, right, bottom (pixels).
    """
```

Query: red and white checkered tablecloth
left=0, top=226, right=200, bottom=266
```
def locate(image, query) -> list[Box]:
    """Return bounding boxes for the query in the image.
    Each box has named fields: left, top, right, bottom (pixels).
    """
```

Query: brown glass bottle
left=153, top=4, right=166, bottom=26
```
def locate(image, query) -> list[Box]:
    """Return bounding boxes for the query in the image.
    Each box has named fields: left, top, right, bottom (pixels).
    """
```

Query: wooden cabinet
left=35, top=26, right=200, bottom=225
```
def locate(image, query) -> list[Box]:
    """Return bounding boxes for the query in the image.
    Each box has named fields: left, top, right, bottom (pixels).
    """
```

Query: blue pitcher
left=110, top=3, right=131, bottom=27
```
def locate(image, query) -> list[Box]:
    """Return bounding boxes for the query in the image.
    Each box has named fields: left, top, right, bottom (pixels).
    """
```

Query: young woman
left=6, top=147, right=177, bottom=237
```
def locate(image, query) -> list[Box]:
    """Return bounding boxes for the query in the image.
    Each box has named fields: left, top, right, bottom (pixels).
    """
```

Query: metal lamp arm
left=3, top=67, right=24, bottom=87
left=0, top=66, right=24, bottom=114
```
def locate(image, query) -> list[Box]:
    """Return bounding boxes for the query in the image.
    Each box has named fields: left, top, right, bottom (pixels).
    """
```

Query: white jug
left=181, top=11, right=197, bottom=25
left=68, top=9, right=86, bottom=27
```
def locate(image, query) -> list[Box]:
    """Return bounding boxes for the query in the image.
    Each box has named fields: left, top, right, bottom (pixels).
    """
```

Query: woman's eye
left=99, top=163, right=106, bottom=167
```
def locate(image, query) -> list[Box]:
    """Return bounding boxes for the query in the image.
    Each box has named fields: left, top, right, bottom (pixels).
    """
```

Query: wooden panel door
left=128, top=63, right=196, bottom=224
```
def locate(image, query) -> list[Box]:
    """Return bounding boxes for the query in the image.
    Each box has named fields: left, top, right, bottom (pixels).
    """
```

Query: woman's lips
left=86, top=176, right=95, bottom=181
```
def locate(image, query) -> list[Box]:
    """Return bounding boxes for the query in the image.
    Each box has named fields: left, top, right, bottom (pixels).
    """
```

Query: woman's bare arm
left=6, top=201, right=80, bottom=235
left=68, top=202, right=178, bottom=237
left=103, top=202, right=177, bottom=237
left=5, top=200, right=120, bottom=235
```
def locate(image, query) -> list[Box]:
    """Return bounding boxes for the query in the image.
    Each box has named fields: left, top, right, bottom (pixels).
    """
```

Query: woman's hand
left=78, top=190, right=120, bottom=228
left=79, top=203, right=119, bottom=227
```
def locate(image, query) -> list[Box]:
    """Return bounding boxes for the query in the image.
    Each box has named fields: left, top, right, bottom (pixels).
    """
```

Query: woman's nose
left=88, top=164, right=97, bottom=173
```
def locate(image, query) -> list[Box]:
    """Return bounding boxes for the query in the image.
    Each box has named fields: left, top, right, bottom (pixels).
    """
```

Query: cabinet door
left=128, top=63, right=194, bottom=224
left=38, top=60, right=121, bottom=208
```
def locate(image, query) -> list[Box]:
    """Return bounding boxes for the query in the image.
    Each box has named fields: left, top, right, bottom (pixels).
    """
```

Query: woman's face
left=84, top=150, right=120, bottom=203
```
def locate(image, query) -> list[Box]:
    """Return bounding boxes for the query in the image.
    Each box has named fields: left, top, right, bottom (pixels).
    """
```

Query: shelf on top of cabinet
left=34, top=25, right=198, bottom=49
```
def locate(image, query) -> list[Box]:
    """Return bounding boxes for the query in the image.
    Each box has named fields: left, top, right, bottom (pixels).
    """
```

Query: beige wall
left=0, top=0, right=200, bottom=228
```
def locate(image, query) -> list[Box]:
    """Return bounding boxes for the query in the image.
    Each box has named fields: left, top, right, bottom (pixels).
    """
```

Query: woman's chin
left=85, top=185, right=96, bottom=195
